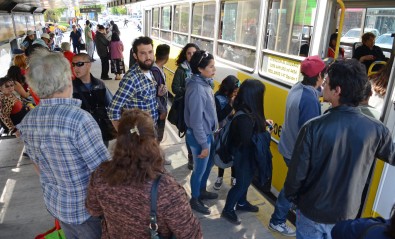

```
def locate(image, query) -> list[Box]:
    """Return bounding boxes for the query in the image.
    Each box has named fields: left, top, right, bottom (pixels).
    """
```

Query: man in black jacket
left=72, top=53, right=115, bottom=147
left=94, top=25, right=111, bottom=80
left=284, top=59, right=395, bottom=238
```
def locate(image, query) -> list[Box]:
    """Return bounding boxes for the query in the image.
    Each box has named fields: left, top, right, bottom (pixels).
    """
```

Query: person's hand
left=361, top=55, right=375, bottom=62
left=198, top=148, right=209, bottom=159
left=159, top=112, right=167, bottom=120
left=266, top=119, right=274, bottom=133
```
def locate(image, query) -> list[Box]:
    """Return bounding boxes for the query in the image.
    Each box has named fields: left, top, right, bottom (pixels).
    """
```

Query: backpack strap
left=149, top=174, right=163, bottom=237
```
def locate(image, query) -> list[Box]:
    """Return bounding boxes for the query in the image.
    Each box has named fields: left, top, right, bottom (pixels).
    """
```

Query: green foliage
left=110, top=6, right=127, bottom=15
left=44, top=8, right=67, bottom=22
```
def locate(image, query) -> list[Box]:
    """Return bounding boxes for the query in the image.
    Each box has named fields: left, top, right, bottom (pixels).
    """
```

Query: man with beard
left=108, top=36, right=158, bottom=131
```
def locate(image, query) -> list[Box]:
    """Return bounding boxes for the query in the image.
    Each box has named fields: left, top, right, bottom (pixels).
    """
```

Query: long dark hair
left=7, top=66, right=26, bottom=85
left=101, top=109, right=164, bottom=185
left=176, top=43, right=200, bottom=66
left=233, top=79, right=266, bottom=132
left=370, top=55, right=394, bottom=97
left=218, top=75, right=240, bottom=97
left=111, top=32, right=120, bottom=42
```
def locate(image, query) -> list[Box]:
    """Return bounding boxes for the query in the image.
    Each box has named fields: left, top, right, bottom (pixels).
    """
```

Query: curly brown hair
left=370, top=55, right=394, bottom=97
left=101, top=109, right=164, bottom=185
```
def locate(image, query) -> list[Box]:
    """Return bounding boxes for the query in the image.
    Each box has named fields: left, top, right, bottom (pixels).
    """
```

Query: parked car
left=375, top=33, right=394, bottom=58
left=340, top=28, right=380, bottom=44
left=45, top=22, right=67, bottom=33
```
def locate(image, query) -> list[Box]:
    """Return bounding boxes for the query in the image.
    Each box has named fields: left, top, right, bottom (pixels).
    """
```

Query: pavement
left=0, top=25, right=295, bottom=239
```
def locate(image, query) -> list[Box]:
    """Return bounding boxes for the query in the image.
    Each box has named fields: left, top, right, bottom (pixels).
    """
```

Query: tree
left=111, top=6, right=127, bottom=15
left=44, top=8, right=67, bottom=22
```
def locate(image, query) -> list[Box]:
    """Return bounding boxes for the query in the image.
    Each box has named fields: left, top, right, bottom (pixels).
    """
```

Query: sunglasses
left=197, top=51, right=209, bottom=65
left=72, top=62, right=90, bottom=67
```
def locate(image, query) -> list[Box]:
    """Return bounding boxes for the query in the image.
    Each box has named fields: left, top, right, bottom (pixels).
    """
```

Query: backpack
left=167, top=95, right=186, bottom=137
left=213, top=111, right=245, bottom=169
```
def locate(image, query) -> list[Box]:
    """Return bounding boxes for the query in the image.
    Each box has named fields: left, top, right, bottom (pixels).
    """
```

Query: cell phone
left=267, top=123, right=273, bottom=131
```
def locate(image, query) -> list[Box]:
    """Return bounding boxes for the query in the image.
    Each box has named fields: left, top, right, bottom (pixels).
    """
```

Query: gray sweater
left=184, top=74, right=218, bottom=149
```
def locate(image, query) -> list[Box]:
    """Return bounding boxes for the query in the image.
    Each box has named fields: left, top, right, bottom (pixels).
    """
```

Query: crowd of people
left=1, top=23, right=395, bottom=239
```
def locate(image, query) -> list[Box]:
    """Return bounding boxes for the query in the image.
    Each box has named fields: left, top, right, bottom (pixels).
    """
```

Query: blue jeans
left=296, top=210, right=335, bottom=239
left=223, top=148, right=255, bottom=211
left=59, top=216, right=102, bottom=239
left=270, top=157, right=293, bottom=225
left=186, top=129, right=214, bottom=199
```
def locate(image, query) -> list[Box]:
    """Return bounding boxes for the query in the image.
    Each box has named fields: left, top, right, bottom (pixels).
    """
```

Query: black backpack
left=213, top=111, right=245, bottom=168
left=167, top=95, right=186, bottom=137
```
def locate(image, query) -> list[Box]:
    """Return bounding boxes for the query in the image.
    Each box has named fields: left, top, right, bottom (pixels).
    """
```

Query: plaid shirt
left=108, top=63, right=158, bottom=122
left=17, top=98, right=110, bottom=224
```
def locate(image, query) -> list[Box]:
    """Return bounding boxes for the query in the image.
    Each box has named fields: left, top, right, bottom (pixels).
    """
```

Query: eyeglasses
left=72, top=62, right=90, bottom=67
left=197, top=51, right=209, bottom=65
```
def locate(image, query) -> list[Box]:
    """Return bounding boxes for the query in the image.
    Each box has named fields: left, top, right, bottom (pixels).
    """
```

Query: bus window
left=192, top=2, right=215, bottom=52
left=220, top=0, right=260, bottom=46
left=265, top=0, right=316, bottom=56
left=339, top=8, right=395, bottom=58
left=160, top=6, right=171, bottom=41
left=217, top=0, right=260, bottom=68
left=152, top=7, right=159, bottom=38
left=0, top=15, right=14, bottom=42
left=173, top=4, right=189, bottom=46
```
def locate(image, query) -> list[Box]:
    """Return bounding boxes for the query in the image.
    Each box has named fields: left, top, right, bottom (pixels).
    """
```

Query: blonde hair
left=13, top=54, right=27, bottom=69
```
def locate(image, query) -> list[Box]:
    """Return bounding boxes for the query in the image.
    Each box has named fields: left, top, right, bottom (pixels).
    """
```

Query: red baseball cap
left=300, top=55, right=326, bottom=78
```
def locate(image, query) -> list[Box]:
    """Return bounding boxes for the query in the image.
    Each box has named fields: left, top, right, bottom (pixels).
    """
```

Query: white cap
left=41, top=33, right=50, bottom=40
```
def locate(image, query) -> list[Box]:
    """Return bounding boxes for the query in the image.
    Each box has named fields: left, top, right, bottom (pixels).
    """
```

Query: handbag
left=149, top=175, right=176, bottom=239
left=35, top=219, right=66, bottom=239
left=79, top=39, right=86, bottom=50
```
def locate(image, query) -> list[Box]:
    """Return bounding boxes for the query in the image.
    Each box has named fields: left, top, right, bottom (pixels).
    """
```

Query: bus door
left=372, top=52, right=395, bottom=218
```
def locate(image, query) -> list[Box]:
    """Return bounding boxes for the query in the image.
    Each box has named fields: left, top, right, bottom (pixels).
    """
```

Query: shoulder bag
left=149, top=175, right=176, bottom=239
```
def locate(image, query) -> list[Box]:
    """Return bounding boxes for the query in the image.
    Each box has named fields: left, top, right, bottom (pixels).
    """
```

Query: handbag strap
left=149, top=174, right=163, bottom=233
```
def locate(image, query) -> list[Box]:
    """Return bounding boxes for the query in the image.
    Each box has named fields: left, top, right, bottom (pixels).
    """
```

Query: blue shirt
left=17, top=98, right=110, bottom=224
left=278, top=82, right=321, bottom=160
left=108, top=63, right=158, bottom=122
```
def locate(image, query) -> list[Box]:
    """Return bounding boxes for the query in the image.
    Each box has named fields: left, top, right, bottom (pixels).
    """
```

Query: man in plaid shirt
left=17, top=50, right=110, bottom=239
left=108, top=36, right=158, bottom=131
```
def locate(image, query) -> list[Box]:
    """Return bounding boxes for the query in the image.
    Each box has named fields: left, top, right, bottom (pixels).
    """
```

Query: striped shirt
left=17, top=98, right=110, bottom=224
left=108, top=63, right=158, bottom=122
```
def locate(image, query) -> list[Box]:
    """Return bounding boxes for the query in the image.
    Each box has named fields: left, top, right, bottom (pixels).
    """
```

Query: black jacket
left=284, top=105, right=395, bottom=224
left=72, top=75, right=115, bottom=141
left=94, top=31, right=109, bottom=58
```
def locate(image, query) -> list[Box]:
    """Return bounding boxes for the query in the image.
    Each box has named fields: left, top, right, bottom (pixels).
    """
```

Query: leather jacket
left=284, top=105, right=395, bottom=224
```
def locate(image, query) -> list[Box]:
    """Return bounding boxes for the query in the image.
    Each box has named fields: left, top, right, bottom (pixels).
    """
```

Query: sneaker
left=187, top=154, right=193, bottom=170
left=231, top=177, right=236, bottom=186
left=213, top=177, right=223, bottom=190
left=236, top=201, right=259, bottom=212
left=221, top=210, right=241, bottom=225
left=164, top=159, right=172, bottom=165
left=199, top=190, right=218, bottom=200
left=268, top=222, right=296, bottom=236
left=190, top=198, right=210, bottom=215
